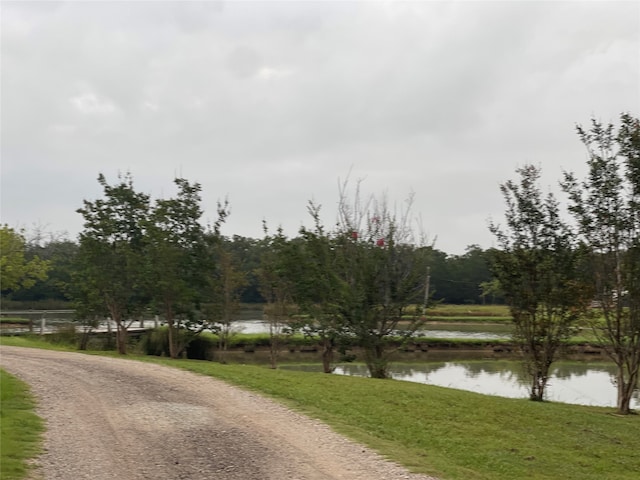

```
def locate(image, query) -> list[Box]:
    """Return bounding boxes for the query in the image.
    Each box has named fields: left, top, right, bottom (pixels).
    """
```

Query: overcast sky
left=2, top=0, right=638, bottom=255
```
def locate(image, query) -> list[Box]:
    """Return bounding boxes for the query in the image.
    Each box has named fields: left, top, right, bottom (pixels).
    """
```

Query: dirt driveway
left=0, top=347, right=437, bottom=480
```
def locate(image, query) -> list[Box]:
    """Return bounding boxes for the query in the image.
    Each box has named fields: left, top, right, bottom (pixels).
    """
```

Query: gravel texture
left=0, top=346, right=438, bottom=480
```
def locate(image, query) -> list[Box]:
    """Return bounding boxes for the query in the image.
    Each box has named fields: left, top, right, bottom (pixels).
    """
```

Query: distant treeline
left=3, top=237, right=502, bottom=307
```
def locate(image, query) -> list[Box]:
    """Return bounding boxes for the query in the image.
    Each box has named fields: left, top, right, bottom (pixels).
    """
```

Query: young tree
left=293, top=203, right=348, bottom=373
left=76, top=173, right=150, bottom=354
left=490, top=165, right=589, bottom=401
left=561, top=113, right=640, bottom=414
left=333, top=181, right=431, bottom=379
left=208, top=237, right=247, bottom=364
left=146, top=178, right=212, bottom=359
left=257, top=225, right=296, bottom=369
left=0, top=225, right=50, bottom=292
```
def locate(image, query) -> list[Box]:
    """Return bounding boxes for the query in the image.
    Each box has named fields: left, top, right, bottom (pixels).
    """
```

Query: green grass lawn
left=145, top=359, right=640, bottom=480
left=2, top=336, right=638, bottom=480
left=0, top=369, right=44, bottom=480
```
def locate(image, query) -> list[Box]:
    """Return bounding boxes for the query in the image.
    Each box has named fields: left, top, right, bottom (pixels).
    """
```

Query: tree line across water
left=2, top=233, right=501, bottom=307
left=1, top=113, right=639, bottom=414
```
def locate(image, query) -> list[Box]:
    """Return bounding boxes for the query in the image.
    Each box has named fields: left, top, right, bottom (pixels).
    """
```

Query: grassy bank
left=428, top=304, right=510, bottom=317
left=169, top=362, right=638, bottom=480
left=2, top=336, right=638, bottom=480
left=0, top=317, right=30, bottom=325
left=0, top=369, right=44, bottom=480
left=423, top=316, right=512, bottom=323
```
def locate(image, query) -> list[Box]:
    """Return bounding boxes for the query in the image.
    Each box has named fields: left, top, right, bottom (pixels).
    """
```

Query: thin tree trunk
left=168, top=319, right=176, bottom=359
left=219, top=324, right=229, bottom=364
left=116, top=321, right=127, bottom=354
left=165, top=300, right=177, bottom=359
left=321, top=337, right=334, bottom=374
left=616, top=365, right=638, bottom=414
left=366, top=343, right=389, bottom=379
left=269, top=322, right=278, bottom=369
left=78, top=327, right=92, bottom=350
left=530, top=373, right=545, bottom=402
left=105, top=297, right=126, bottom=354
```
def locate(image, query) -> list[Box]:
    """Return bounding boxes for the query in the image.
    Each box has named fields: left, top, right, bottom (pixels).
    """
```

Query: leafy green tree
left=208, top=230, right=246, bottom=364
left=448, top=245, right=493, bottom=304
left=333, top=182, right=432, bottom=378
left=75, top=173, right=150, bottom=354
left=422, top=247, right=450, bottom=303
left=426, top=246, right=498, bottom=305
left=224, top=235, right=264, bottom=303
left=490, top=165, right=590, bottom=401
left=211, top=249, right=246, bottom=363
left=256, top=225, right=296, bottom=369
left=293, top=203, right=349, bottom=373
left=11, top=238, right=78, bottom=305
left=146, top=178, right=212, bottom=359
left=561, top=113, right=640, bottom=414
left=479, top=278, right=503, bottom=305
left=0, top=225, right=50, bottom=292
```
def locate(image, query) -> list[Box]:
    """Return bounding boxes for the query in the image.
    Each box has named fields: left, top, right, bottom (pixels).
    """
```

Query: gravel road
left=0, top=347, right=437, bottom=480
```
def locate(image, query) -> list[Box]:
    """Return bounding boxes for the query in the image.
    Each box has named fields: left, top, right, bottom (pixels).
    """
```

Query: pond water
left=228, top=320, right=512, bottom=339
left=2, top=311, right=513, bottom=340
left=4, top=312, right=636, bottom=408
left=283, top=361, right=639, bottom=409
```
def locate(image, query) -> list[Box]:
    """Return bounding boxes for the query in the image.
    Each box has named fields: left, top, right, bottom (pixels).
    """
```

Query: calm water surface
left=228, top=320, right=512, bottom=339
left=6, top=312, right=637, bottom=408
left=286, top=361, right=639, bottom=409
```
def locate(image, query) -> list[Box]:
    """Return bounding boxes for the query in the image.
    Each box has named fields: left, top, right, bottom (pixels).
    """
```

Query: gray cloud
left=2, top=0, right=638, bottom=254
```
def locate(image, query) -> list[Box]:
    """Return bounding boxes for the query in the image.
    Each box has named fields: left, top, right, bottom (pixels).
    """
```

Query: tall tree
left=490, top=165, right=589, bottom=401
left=208, top=232, right=246, bottom=364
left=76, top=173, right=150, bottom=354
left=421, top=247, right=451, bottom=303
left=0, top=225, right=50, bottom=292
left=446, top=245, right=493, bottom=304
left=333, top=181, right=431, bottom=378
left=211, top=248, right=246, bottom=363
left=257, top=225, right=296, bottom=369
left=294, top=202, right=348, bottom=373
left=225, top=235, right=264, bottom=304
left=13, top=238, right=78, bottom=304
left=561, top=113, right=640, bottom=414
left=146, top=178, right=212, bottom=359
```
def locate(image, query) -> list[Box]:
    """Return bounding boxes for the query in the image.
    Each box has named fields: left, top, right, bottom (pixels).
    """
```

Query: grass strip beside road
left=0, top=369, right=44, bottom=480
left=2, top=337, right=639, bottom=480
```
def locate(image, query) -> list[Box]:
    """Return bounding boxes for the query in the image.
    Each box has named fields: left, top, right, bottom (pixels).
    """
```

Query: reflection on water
left=414, top=330, right=510, bottom=340
left=2, top=313, right=511, bottom=340
left=226, top=321, right=511, bottom=339
left=292, top=361, right=639, bottom=409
